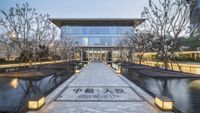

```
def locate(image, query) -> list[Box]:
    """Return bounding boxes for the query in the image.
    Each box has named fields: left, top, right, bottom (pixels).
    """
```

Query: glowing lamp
left=155, top=96, right=173, bottom=111
left=84, top=64, right=87, bottom=67
left=75, top=69, right=80, bottom=74
left=28, top=96, right=45, bottom=110
left=116, top=69, right=121, bottom=74
left=116, top=66, right=121, bottom=74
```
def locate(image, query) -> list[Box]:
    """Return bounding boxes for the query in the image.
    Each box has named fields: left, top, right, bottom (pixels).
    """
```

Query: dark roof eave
left=49, top=18, right=146, bottom=27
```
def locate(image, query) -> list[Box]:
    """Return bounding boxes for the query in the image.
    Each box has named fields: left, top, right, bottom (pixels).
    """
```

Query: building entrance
left=81, top=48, right=115, bottom=62
left=87, top=50, right=108, bottom=61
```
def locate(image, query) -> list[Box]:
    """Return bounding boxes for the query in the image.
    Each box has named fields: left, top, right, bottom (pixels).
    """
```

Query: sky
left=0, top=0, right=148, bottom=18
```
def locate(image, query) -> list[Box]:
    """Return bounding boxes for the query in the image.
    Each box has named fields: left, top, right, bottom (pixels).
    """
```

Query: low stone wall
left=137, top=61, right=200, bottom=75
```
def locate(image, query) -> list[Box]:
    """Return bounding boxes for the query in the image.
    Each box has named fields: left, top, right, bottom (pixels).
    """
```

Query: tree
left=117, top=28, right=137, bottom=63
left=60, top=36, right=76, bottom=61
left=117, top=39, right=126, bottom=62
left=0, top=3, right=57, bottom=67
left=0, top=33, right=13, bottom=61
left=51, top=40, right=60, bottom=56
left=0, top=3, right=36, bottom=67
left=31, top=13, right=57, bottom=63
left=142, top=0, right=198, bottom=69
left=36, top=44, right=49, bottom=60
left=49, top=39, right=62, bottom=63
left=117, top=25, right=152, bottom=63
left=134, top=31, right=153, bottom=64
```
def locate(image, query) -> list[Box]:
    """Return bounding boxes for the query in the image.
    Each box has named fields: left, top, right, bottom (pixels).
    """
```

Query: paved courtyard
left=29, top=62, right=166, bottom=113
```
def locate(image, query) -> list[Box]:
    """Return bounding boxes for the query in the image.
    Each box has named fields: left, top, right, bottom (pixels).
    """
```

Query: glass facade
left=61, top=26, right=134, bottom=46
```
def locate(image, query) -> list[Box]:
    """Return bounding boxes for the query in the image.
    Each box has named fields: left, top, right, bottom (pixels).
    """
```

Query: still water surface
left=122, top=67, right=200, bottom=113
left=0, top=72, right=73, bottom=112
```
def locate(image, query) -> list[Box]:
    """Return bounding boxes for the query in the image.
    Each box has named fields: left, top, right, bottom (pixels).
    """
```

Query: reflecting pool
left=122, top=67, right=200, bottom=113
left=0, top=71, right=74, bottom=112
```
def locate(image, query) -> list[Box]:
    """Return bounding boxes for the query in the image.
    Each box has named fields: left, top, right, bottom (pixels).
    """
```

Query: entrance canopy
left=49, top=18, right=145, bottom=27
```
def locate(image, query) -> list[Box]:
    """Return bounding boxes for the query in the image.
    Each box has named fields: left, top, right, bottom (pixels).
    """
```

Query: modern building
left=50, top=18, right=145, bottom=62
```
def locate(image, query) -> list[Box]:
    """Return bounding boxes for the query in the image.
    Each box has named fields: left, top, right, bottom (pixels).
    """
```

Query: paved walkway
left=29, top=62, right=165, bottom=113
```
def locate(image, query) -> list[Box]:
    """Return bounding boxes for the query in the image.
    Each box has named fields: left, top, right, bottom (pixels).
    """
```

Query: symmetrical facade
left=50, top=18, right=144, bottom=62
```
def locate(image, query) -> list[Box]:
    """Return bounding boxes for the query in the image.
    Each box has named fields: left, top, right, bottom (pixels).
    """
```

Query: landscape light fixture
left=75, top=65, right=81, bottom=74
left=116, top=69, right=121, bottom=74
left=155, top=96, right=173, bottom=111
left=28, top=96, right=45, bottom=110
left=75, top=69, right=80, bottom=74
left=116, top=65, right=121, bottom=74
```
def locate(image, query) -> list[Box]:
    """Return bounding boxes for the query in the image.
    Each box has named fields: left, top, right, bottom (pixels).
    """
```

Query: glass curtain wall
left=61, top=25, right=134, bottom=62
left=61, top=26, right=134, bottom=46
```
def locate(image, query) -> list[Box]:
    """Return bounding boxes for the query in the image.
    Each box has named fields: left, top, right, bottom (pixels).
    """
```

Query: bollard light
left=155, top=96, right=173, bottom=111
left=75, top=65, right=81, bottom=74
left=28, top=96, right=45, bottom=110
left=116, top=69, right=121, bottom=74
left=116, top=65, right=121, bottom=74
left=75, top=69, right=80, bottom=74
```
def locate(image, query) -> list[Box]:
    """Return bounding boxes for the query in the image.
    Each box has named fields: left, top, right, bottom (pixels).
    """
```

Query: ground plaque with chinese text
left=56, top=86, right=143, bottom=101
